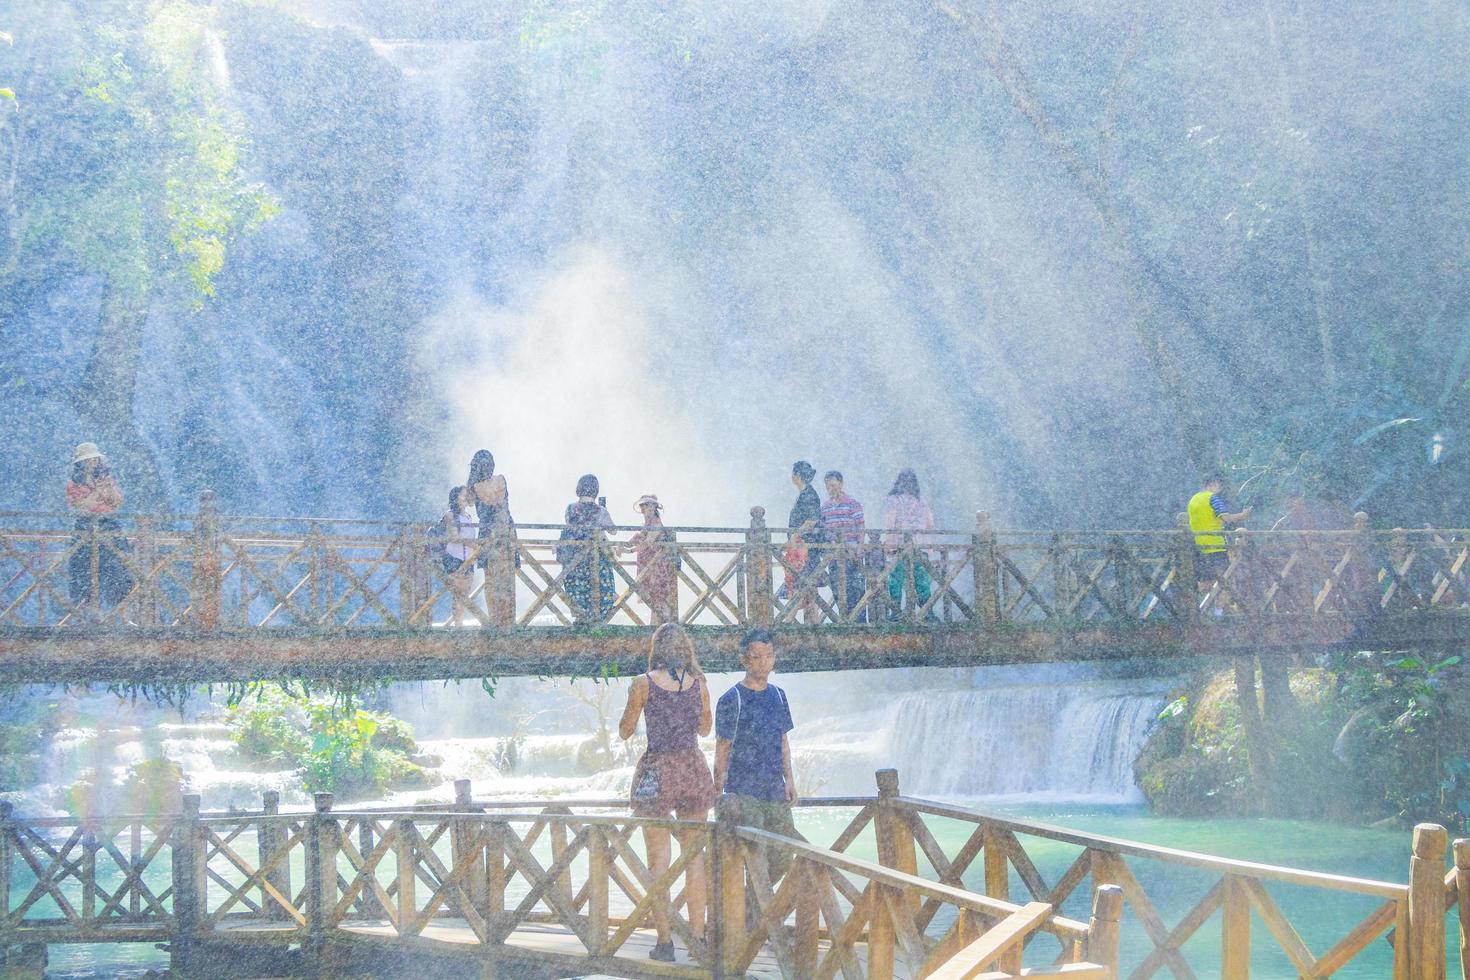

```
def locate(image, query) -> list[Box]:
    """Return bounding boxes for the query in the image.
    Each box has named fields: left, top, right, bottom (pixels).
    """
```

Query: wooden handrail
left=894, top=797, right=1409, bottom=898
left=735, top=825, right=1091, bottom=941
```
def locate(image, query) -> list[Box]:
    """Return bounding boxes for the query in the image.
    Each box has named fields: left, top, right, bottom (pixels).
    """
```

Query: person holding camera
left=560, top=474, right=616, bottom=623
left=64, top=443, right=132, bottom=615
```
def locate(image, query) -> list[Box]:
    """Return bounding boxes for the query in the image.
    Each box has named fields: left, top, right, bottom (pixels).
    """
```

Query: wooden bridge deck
left=0, top=500, right=1465, bottom=682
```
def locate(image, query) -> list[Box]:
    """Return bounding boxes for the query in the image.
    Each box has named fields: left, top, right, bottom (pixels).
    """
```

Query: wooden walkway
left=0, top=770, right=1465, bottom=978
left=0, top=497, right=1466, bottom=682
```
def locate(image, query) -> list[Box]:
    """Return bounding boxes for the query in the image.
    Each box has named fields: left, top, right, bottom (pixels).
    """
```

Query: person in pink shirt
left=881, top=468, right=935, bottom=612
left=65, top=443, right=132, bottom=613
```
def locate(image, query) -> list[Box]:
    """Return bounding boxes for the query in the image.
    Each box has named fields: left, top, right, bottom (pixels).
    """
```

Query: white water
left=0, top=665, right=1170, bottom=816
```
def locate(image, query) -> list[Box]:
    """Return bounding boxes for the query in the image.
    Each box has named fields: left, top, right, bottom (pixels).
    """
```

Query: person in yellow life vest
left=1188, top=472, right=1252, bottom=585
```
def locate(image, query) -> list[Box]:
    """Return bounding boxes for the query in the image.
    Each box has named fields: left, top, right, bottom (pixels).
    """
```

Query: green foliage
left=1224, top=322, right=1470, bottom=524
left=8, top=1, right=276, bottom=302
left=225, top=686, right=434, bottom=800
left=1330, top=651, right=1470, bottom=832
left=1140, top=658, right=1470, bottom=832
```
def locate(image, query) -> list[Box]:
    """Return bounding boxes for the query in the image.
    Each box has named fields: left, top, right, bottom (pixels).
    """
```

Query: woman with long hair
left=882, top=467, right=936, bottom=613
left=617, top=623, right=714, bottom=962
left=466, top=450, right=517, bottom=619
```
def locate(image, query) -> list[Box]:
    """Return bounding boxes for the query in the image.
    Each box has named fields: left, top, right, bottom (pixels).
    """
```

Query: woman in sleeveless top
left=618, top=623, right=714, bottom=962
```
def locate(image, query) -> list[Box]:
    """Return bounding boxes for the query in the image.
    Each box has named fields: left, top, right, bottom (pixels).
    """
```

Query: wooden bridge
left=0, top=495, right=1466, bottom=682
left=0, top=770, right=1465, bottom=979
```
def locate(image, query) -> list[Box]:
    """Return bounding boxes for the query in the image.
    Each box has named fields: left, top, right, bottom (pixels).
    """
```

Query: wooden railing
left=0, top=496, right=1464, bottom=638
left=2, top=770, right=1467, bottom=977
left=0, top=783, right=1116, bottom=979
left=791, top=771, right=1468, bottom=980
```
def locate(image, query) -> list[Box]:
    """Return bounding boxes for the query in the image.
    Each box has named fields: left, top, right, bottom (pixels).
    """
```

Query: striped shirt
left=821, top=493, right=865, bottom=546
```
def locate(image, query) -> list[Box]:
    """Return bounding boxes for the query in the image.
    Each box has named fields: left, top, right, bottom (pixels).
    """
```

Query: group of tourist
left=75, top=439, right=1373, bottom=624
left=430, top=450, right=943, bottom=625
left=785, top=462, right=937, bottom=623
left=617, top=622, right=799, bottom=963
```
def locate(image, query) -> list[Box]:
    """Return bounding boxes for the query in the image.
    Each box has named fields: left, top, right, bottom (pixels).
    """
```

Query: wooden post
left=171, top=795, right=202, bottom=973
left=191, top=490, right=221, bottom=631
left=1353, top=511, right=1380, bottom=619
left=874, top=769, right=919, bottom=938
left=1051, top=533, right=1074, bottom=624
left=746, top=507, right=773, bottom=627
left=451, top=780, right=487, bottom=914
left=867, top=883, right=896, bottom=980
left=135, top=517, right=157, bottom=627
left=793, top=859, right=820, bottom=978
left=0, top=802, right=12, bottom=929
left=984, top=827, right=1009, bottom=902
left=395, top=818, right=415, bottom=932
left=82, top=826, right=97, bottom=930
left=1175, top=513, right=1199, bottom=625
left=307, top=521, right=326, bottom=625
left=974, top=512, right=999, bottom=629
left=1087, top=884, right=1123, bottom=977
left=586, top=825, right=608, bottom=957
left=1408, top=823, right=1447, bottom=980
left=867, top=527, right=888, bottom=623
left=305, top=793, right=333, bottom=959
left=1221, top=874, right=1250, bottom=980
left=1454, top=838, right=1469, bottom=980
left=550, top=817, right=572, bottom=907
left=486, top=819, right=506, bottom=929
left=486, top=522, right=516, bottom=628
left=714, top=803, right=746, bottom=977
left=398, top=526, right=419, bottom=628
left=259, top=791, right=290, bottom=922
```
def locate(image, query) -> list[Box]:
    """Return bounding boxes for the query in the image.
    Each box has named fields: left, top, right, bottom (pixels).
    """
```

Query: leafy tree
left=1, top=1, right=275, bottom=502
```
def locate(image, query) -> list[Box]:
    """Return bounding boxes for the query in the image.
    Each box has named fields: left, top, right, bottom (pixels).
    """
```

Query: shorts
left=629, top=749, right=716, bottom=817
left=440, top=554, right=470, bottom=576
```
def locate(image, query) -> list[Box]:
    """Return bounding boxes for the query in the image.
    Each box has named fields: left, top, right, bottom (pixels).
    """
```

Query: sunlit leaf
left=0, top=88, right=13, bottom=101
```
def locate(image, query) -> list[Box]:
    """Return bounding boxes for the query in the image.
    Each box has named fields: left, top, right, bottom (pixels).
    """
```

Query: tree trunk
left=1232, top=657, right=1275, bottom=813
left=1259, top=655, right=1297, bottom=730
left=72, top=280, right=166, bottom=508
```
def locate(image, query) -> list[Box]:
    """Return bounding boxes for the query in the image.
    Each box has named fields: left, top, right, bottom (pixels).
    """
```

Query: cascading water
left=1, top=664, right=1168, bottom=817
left=882, top=678, right=1166, bottom=802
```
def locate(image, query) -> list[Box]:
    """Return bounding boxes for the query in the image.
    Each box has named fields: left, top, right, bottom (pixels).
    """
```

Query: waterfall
left=882, top=679, right=1167, bottom=802
left=0, top=665, right=1170, bottom=818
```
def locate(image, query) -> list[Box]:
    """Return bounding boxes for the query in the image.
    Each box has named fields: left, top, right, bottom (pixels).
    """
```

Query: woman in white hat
left=65, top=443, right=131, bottom=612
left=630, top=494, right=678, bottom=624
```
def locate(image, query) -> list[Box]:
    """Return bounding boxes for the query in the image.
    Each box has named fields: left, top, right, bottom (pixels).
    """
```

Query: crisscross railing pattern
left=790, top=771, right=1462, bottom=980
left=3, top=774, right=1469, bottom=978
left=0, top=498, right=1467, bottom=682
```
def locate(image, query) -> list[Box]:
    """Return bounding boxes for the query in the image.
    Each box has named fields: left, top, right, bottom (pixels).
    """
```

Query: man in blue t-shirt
left=714, top=628, right=801, bottom=881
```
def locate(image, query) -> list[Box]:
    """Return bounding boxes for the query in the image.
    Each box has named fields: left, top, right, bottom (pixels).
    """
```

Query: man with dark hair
left=714, top=629, right=800, bottom=883
left=1188, top=471, right=1252, bottom=586
left=821, top=470, right=867, bottom=621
